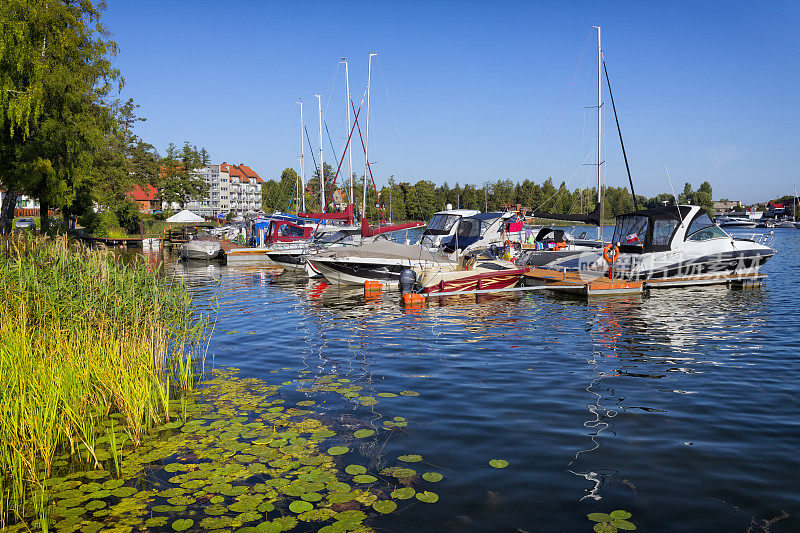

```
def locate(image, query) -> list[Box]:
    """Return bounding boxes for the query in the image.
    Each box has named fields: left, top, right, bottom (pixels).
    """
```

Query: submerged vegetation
left=0, top=235, right=205, bottom=528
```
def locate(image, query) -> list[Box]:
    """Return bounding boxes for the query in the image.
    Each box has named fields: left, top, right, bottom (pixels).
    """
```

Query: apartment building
left=187, top=162, right=264, bottom=218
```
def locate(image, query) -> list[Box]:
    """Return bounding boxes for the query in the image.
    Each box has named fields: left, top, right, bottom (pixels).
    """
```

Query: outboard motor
left=399, top=268, right=417, bottom=295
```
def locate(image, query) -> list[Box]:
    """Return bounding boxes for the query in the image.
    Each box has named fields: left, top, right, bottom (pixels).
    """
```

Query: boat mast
left=343, top=58, right=353, bottom=212
left=363, top=53, right=376, bottom=220
left=298, top=99, right=305, bottom=212
left=316, top=94, right=324, bottom=212
left=595, top=25, right=603, bottom=241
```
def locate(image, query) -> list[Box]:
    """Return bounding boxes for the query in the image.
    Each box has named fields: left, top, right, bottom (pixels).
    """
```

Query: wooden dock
left=522, top=268, right=766, bottom=296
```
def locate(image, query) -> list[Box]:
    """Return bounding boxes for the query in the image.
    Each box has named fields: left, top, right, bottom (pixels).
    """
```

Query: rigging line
left=350, top=99, right=385, bottom=222
left=376, top=56, right=411, bottom=174
left=603, top=60, right=637, bottom=210
left=322, top=62, right=340, bottom=118
left=519, top=28, right=593, bottom=182
left=304, top=124, right=318, bottom=170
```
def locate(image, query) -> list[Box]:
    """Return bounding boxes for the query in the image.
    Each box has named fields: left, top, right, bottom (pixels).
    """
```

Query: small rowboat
left=416, top=259, right=529, bottom=294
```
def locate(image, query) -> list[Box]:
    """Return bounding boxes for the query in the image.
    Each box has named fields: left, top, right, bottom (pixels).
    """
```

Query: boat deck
left=522, top=268, right=766, bottom=296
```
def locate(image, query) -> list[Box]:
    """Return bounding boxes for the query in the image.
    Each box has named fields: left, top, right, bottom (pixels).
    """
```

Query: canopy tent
left=166, top=209, right=205, bottom=223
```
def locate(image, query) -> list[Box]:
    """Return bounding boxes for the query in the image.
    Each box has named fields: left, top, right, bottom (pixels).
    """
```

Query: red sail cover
left=360, top=218, right=425, bottom=237
left=297, top=205, right=355, bottom=225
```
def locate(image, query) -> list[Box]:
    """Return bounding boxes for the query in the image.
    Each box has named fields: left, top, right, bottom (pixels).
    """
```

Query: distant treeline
left=262, top=166, right=714, bottom=221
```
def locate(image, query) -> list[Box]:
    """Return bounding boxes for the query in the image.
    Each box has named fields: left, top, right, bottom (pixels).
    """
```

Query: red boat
left=417, top=260, right=529, bottom=294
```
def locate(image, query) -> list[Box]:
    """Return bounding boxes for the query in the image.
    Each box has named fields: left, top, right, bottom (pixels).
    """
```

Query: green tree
left=0, top=0, right=123, bottom=233
left=158, top=142, right=209, bottom=209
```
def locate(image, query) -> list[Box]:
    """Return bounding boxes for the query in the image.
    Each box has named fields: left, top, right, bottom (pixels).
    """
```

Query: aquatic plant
left=587, top=510, right=636, bottom=532
left=0, top=235, right=206, bottom=528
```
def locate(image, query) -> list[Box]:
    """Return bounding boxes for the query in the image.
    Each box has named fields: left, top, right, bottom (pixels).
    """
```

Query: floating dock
left=522, top=268, right=765, bottom=296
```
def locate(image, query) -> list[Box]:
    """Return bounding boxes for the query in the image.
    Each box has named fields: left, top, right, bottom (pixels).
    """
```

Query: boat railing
left=735, top=231, right=775, bottom=247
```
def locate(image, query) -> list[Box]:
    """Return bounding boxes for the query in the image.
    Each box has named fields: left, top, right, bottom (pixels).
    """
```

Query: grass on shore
left=0, top=234, right=206, bottom=527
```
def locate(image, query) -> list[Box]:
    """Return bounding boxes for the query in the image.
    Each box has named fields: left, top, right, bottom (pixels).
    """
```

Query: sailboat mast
left=596, top=25, right=603, bottom=241
left=343, top=58, right=353, bottom=212
left=316, top=94, right=324, bottom=212
left=298, top=100, right=305, bottom=213
left=363, top=53, right=376, bottom=220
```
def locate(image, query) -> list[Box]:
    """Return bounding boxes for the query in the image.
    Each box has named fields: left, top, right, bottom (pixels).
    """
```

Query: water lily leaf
left=328, top=492, right=356, bottom=503
left=588, top=513, right=614, bottom=522
left=398, top=454, right=422, bottom=462
left=257, top=501, right=275, bottom=513
left=289, top=500, right=313, bottom=513
left=373, top=500, right=398, bottom=514
left=489, top=459, right=509, bottom=468
left=298, top=508, right=336, bottom=522
left=594, top=523, right=617, bottom=533
left=171, top=518, right=194, bottom=531
left=84, top=500, right=106, bottom=511
left=301, top=492, right=323, bottom=502
left=327, top=446, right=349, bottom=456
left=377, top=392, right=398, bottom=397
left=345, top=465, right=367, bottom=475
left=399, top=391, right=420, bottom=396
left=610, top=510, right=632, bottom=520
left=352, top=475, right=377, bottom=484
left=612, top=519, right=636, bottom=530
left=353, top=429, right=374, bottom=439
left=415, top=491, right=439, bottom=503
left=145, top=517, right=168, bottom=527
left=390, top=487, right=415, bottom=500
left=422, top=472, right=443, bottom=482
left=210, top=495, right=225, bottom=504
left=111, top=486, right=137, bottom=498
left=255, top=521, right=283, bottom=533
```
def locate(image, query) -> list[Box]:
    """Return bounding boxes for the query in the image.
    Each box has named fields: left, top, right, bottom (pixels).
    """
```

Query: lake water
left=165, top=227, right=799, bottom=532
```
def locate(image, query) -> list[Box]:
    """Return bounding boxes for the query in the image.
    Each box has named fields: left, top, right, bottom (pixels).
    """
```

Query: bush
left=79, top=210, right=121, bottom=237
left=115, top=199, right=142, bottom=234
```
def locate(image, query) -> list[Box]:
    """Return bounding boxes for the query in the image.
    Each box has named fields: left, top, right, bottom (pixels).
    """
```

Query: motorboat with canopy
left=591, top=205, right=775, bottom=280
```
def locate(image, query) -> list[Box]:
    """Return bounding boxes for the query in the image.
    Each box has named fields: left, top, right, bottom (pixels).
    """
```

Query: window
left=613, top=215, right=649, bottom=246
left=424, top=214, right=460, bottom=235
left=687, top=224, right=728, bottom=241
left=652, top=219, right=678, bottom=247
left=685, top=212, right=714, bottom=239
left=456, top=218, right=481, bottom=237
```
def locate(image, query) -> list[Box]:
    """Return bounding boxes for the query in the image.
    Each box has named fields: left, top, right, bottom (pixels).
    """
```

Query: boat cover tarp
left=534, top=202, right=602, bottom=226
left=316, top=240, right=454, bottom=263
left=166, top=209, right=205, bottom=223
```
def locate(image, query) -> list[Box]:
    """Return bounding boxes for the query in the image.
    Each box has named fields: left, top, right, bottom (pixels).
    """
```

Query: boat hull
left=612, top=249, right=774, bottom=281
left=308, top=257, right=443, bottom=286
left=420, top=268, right=528, bottom=294
left=180, top=242, right=222, bottom=261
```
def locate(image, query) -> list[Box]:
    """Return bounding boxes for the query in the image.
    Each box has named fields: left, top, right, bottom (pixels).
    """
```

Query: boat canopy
left=612, top=205, right=693, bottom=253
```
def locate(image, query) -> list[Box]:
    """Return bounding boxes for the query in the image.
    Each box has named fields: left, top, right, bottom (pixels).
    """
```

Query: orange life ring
left=603, top=243, right=619, bottom=264
left=554, top=241, right=567, bottom=250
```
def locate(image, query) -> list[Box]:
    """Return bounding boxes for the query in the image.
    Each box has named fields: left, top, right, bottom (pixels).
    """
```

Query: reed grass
left=0, top=234, right=206, bottom=528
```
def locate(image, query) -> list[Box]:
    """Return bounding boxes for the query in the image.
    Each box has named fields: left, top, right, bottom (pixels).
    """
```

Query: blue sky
left=104, top=1, right=799, bottom=203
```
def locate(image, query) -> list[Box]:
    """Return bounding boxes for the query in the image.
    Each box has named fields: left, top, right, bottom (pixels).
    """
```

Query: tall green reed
left=0, top=234, right=206, bottom=528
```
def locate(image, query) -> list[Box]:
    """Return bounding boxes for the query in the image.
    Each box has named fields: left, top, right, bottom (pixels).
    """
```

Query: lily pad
left=398, top=454, right=422, bottom=462
left=422, top=472, right=443, bottom=482
left=587, top=513, right=613, bottom=522
left=610, top=510, right=633, bottom=520
left=289, top=500, right=313, bottom=513
left=301, top=492, right=323, bottom=502
left=373, top=500, right=398, bottom=514
left=613, top=520, right=637, bottom=530
left=489, top=459, right=509, bottom=468
left=353, top=429, right=374, bottom=439
left=327, top=446, right=349, bottom=456
left=416, top=491, right=439, bottom=503
left=390, top=487, right=415, bottom=500
left=594, top=524, right=618, bottom=533
left=111, top=486, right=137, bottom=498
left=171, top=519, right=194, bottom=531
left=345, top=465, right=367, bottom=476
left=399, top=390, right=420, bottom=396
left=352, top=475, right=377, bottom=484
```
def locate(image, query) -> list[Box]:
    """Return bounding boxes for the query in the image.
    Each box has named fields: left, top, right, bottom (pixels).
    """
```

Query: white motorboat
left=419, top=208, right=480, bottom=250
left=180, top=237, right=223, bottom=261
left=307, top=240, right=455, bottom=286
left=587, top=205, right=775, bottom=280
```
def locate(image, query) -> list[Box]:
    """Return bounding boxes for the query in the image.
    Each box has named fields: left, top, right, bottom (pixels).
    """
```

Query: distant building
left=713, top=200, right=741, bottom=214
left=186, top=163, right=264, bottom=218
left=127, top=185, right=159, bottom=212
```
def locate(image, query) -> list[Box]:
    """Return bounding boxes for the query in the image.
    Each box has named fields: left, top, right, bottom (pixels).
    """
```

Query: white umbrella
left=166, top=209, right=204, bottom=223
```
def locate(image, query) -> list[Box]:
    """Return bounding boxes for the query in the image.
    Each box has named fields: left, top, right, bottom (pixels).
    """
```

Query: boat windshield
left=316, top=231, right=351, bottom=244
left=456, top=216, right=499, bottom=238
left=423, top=214, right=460, bottom=235
left=685, top=212, right=725, bottom=241
left=613, top=215, right=649, bottom=248
left=686, top=214, right=728, bottom=241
